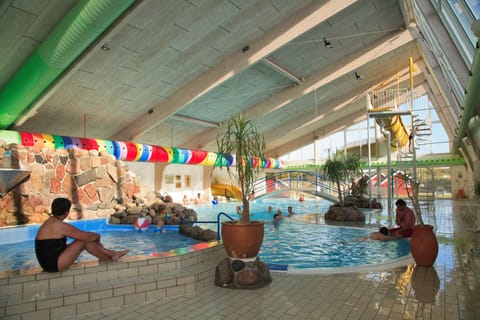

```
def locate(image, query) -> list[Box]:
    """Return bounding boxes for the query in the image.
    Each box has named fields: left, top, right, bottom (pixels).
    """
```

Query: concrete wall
left=125, top=162, right=155, bottom=191
left=161, top=164, right=208, bottom=203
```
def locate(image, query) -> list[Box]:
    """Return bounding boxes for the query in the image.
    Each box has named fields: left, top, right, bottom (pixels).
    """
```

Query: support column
left=154, top=163, right=168, bottom=192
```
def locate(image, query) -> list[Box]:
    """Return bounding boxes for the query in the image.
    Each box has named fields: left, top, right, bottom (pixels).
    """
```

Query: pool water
left=0, top=225, right=201, bottom=272
left=193, top=197, right=331, bottom=222
left=0, top=197, right=411, bottom=272
left=192, top=199, right=410, bottom=270
left=261, top=221, right=410, bottom=269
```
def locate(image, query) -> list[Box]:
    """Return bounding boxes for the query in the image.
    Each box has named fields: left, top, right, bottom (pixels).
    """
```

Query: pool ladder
left=182, top=212, right=234, bottom=240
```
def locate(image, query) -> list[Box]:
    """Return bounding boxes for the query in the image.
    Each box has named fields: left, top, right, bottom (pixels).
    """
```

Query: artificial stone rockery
left=344, top=195, right=383, bottom=209
left=324, top=204, right=366, bottom=222
left=108, top=194, right=217, bottom=242
left=108, top=194, right=198, bottom=226
left=0, top=140, right=146, bottom=226
left=215, top=257, right=272, bottom=289
left=0, top=141, right=218, bottom=242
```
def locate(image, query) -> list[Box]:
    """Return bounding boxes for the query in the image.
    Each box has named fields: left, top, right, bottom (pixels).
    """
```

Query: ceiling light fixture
left=100, top=43, right=110, bottom=51
left=323, top=38, right=332, bottom=48
left=287, top=27, right=401, bottom=46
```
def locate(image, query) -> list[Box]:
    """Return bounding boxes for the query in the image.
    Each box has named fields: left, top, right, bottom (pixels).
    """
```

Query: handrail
left=216, top=212, right=234, bottom=240
left=185, top=212, right=235, bottom=240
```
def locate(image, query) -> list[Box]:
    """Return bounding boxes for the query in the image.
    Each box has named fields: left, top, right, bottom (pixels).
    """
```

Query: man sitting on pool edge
left=390, top=199, right=416, bottom=238
left=35, top=198, right=128, bottom=272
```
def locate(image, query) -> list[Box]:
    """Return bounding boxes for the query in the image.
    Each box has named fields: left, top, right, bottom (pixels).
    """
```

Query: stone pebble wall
left=0, top=141, right=145, bottom=226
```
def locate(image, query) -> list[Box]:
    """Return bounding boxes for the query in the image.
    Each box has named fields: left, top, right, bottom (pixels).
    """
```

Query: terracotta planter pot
left=221, top=220, right=264, bottom=259
left=410, top=224, right=438, bottom=267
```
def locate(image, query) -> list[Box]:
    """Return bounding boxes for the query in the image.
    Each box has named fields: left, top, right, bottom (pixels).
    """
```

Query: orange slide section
left=369, top=107, right=409, bottom=149
left=211, top=184, right=242, bottom=200
left=381, top=115, right=409, bottom=149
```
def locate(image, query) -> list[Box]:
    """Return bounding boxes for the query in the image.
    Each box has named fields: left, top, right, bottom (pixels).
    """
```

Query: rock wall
left=0, top=142, right=145, bottom=226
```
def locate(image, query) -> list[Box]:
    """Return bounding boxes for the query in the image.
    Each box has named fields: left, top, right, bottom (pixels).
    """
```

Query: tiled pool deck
left=1, top=199, right=479, bottom=319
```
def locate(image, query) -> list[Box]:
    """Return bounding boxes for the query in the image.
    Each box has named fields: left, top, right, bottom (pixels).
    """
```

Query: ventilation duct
left=0, top=0, right=136, bottom=129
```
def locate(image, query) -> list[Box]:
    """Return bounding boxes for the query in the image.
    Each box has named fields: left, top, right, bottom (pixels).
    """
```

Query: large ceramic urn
left=410, top=224, right=438, bottom=267
left=221, top=221, right=264, bottom=259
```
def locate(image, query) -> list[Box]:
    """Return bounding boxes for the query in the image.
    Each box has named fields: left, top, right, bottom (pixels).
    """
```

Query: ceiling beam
left=265, top=71, right=427, bottom=156
left=110, top=0, right=359, bottom=141
left=184, top=28, right=417, bottom=150
left=246, top=29, right=416, bottom=120
left=266, top=108, right=366, bottom=158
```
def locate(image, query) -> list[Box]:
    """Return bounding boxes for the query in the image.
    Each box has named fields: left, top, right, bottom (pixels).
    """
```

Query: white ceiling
left=0, top=0, right=460, bottom=158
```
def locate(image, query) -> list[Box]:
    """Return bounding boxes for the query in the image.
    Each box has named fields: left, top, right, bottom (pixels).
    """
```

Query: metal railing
left=254, top=170, right=344, bottom=202
left=183, top=212, right=234, bottom=240
left=367, top=88, right=411, bottom=112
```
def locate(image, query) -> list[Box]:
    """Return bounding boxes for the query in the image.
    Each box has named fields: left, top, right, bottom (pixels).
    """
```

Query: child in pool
left=359, top=227, right=399, bottom=241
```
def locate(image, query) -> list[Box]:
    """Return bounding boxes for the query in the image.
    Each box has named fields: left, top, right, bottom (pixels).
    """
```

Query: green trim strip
left=283, top=156, right=466, bottom=170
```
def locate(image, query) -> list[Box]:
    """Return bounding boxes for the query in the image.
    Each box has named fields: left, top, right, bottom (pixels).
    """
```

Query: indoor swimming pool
left=0, top=197, right=411, bottom=272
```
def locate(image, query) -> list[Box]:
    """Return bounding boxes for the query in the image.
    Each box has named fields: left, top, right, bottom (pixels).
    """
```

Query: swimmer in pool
left=236, top=205, right=243, bottom=215
left=358, top=227, right=399, bottom=241
left=273, top=212, right=283, bottom=222
left=35, top=198, right=128, bottom=272
left=273, top=209, right=283, bottom=222
left=287, top=206, right=294, bottom=217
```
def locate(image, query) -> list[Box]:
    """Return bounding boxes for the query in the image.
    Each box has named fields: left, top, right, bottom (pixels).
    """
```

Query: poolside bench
left=0, top=243, right=225, bottom=319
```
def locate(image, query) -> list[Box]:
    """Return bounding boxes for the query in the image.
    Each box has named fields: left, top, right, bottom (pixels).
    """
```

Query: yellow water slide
left=211, top=184, right=242, bottom=200
left=369, top=107, right=409, bottom=149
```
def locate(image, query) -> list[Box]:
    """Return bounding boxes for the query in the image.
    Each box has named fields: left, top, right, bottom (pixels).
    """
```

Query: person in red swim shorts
left=390, top=199, right=416, bottom=238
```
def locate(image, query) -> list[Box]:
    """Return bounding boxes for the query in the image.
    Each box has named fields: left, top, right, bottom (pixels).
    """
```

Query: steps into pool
left=0, top=243, right=225, bottom=319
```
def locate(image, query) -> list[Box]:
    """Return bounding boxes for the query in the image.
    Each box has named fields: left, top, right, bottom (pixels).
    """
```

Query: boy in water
left=368, top=227, right=399, bottom=241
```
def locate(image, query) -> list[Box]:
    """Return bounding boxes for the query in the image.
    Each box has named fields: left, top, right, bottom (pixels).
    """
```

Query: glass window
left=301, top=145, right=314, bottom=160
left=447, top=0, right=478, bottom=46
left=466, top=0, right=480, bottom=18
left=414, top=2, right=465, bottom=111
left=280, top=94, right=450, bottom=161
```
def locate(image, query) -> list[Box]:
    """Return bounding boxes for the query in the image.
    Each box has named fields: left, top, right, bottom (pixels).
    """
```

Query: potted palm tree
left=399, top=171, right=438, bottom=266
left=215, top=114, right=266, bottom=259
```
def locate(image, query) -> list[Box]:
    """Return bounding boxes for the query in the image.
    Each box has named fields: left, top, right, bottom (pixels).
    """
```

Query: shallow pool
left=0, top=197, right=411, bottom=272
left=182, top=197, right=410, bottom=270
left=261, top=221, right=410, bottom=270
left=0, top=222, right=201, bottom=272
left=193, top=197, right=331, bottom=223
